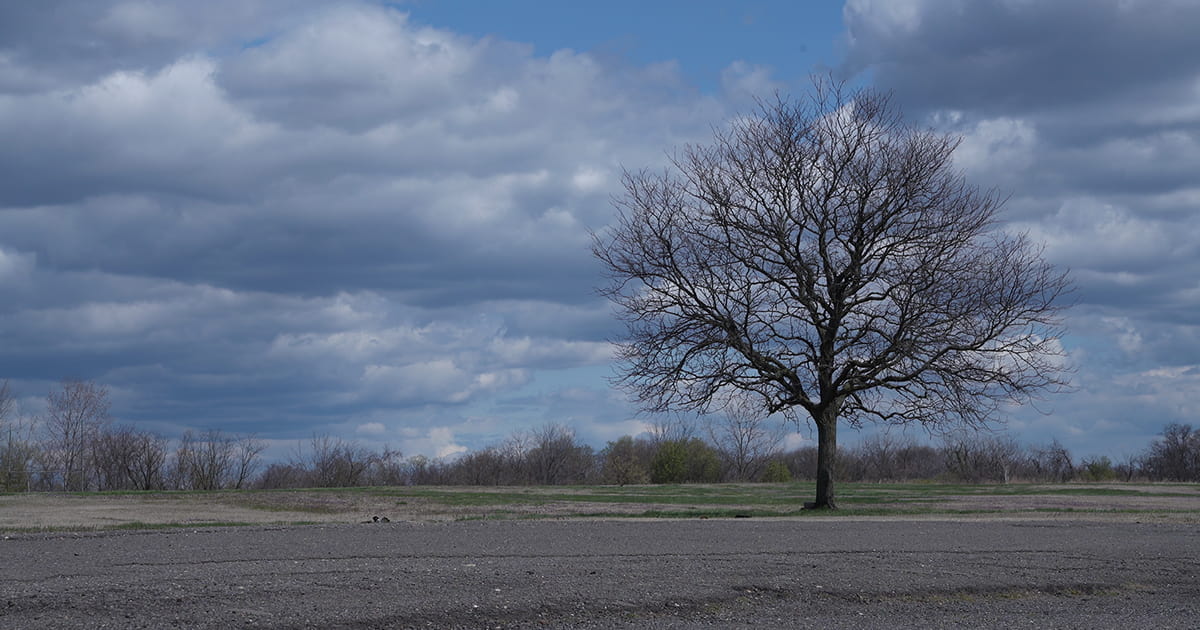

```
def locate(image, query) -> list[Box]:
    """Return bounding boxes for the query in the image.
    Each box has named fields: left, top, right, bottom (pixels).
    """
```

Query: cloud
left=1112, top=365, right=1200, bottom=420
left=719, top=61, right=783, bottom=107
left=220, top=6, right=481, bottom=131
left=0, top=1, right=734, bottom=451
left=842, top=0, right=1200, bottom=450
left=398, top=425, right=468, bottom=459
left=5, top=0, right=1194, bottom=462
left=0, top=247, right=34, bottom=285
left=842, top=0, right=1200, bottom=118
left=0, top=1, right=326, bottom=91
left=355, top=422, right=386, bottom=436
left=950, top=116, right=1038, bottom=187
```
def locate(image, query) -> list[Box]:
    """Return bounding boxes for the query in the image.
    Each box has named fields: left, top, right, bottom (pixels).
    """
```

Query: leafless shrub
left=362, top=447, right=406, bottom=486
left=296, top=434, right=378, bottom=488
left=647, top=416, right=695, bottom=445
left=526, top=423, right=595, bottom=485
left=173, top=429, right=264, bottom=490
left=174, top=429, right=234, bottom=490
left=780, top=446, right=820, bottom=480
left=942, top=433, right=1027, bottom=483
left=0, top=381, right=39, bottom=492
left=92, top=425, right=169, bottom=490
left=405, top=454, right=450, bottom=485
left=230, top=434, right=266, bottom=489
left=706, top=400, right=785, bottom=482
left=1141, top=423, right=1200, bottom=481
left=42, top=380, right=112, bottom=490
left=849, top=433, right=943, bottom=481
left=450, top=447, right=509, bottom=485
left=255, top=462, right=306, bottom=489
left=1028, top=439, right=1075, bottom=482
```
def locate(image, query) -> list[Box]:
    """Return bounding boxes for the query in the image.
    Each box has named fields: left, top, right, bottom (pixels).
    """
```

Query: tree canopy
left=594, top=82, right=1071, bottom=508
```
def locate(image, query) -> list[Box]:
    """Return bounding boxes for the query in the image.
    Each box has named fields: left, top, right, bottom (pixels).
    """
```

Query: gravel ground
left=1, top=518, right=1197, bottom=628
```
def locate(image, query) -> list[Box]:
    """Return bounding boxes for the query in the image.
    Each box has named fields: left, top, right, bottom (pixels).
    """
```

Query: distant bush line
left=2, top=380, right=1198, bottom=492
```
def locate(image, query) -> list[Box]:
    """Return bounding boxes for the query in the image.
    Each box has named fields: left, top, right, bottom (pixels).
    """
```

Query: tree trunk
left=812, top=412, right=838, bottom=509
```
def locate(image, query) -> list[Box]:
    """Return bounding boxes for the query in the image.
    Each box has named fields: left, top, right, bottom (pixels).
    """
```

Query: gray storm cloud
left=1, top=0, right=1197, bottom=457
left=842, top=0, right=1200, bottom=450
left=0, top=1, right=721, bottom=451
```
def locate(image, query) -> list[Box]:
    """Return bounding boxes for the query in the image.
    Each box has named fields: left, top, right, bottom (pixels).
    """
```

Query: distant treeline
left=2, top=380, right=1199, bottom=492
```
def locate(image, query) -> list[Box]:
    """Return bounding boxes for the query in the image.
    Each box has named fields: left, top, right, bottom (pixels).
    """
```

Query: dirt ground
left=2, top=517, right=1197, bottom=628
left=2, top=484, right=1198, bottom=531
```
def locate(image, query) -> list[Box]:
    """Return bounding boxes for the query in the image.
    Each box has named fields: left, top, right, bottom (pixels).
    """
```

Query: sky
left=1, top=0, right=1198, bottom=461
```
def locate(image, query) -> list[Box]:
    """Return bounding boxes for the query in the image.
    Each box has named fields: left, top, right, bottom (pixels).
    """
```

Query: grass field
left=2, top=481, right=1199, bottom=532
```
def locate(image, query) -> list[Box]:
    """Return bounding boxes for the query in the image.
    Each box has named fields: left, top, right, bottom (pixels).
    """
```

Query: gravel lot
left=2, top=518, right=1197, bottom=628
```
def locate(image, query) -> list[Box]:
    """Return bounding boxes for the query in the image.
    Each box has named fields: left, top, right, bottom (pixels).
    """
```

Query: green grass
left=396, top=480, right=1198, bottom=519
left=348, top=480, right=1197, bottom=508
left=567, top=508, right=812, bottom=519
left=3, top=481, right=1196, bottom=532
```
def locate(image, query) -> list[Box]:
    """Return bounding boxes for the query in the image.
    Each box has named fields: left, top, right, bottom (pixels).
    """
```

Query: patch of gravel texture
left=1, top=518, right=1197, bottom=628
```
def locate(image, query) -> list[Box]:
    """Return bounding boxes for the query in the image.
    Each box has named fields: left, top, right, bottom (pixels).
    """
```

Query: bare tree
left=361, top=447, right=406, bottom=486
left=594, top=80, right=1071, bottom=508
left=1, top=381, right=39, bottom=491
left=646, top=415, right=695, bottom=445
left=172, top=430, right=265, bottom=490
left=706, top=398, right=785, bottom=482
left=1115, top=451, right=1142, bottom=482
left=92, top=426, right=134, bottom=490
left=405, top=454, right=451, bottom=485
left=294, top=434, right=402, bottom=488
left=129, top=430, right=170, bottom=490
left=779, top=446, right=820, bottom=480
left=174, top=429, right=237, bottom=490
left=526, top=423, right=594, bottom=485
left=497, top=430, right=535, bottom=484
left=92, top=425, right=169, bottom=490
left=1141, top=423, right=1200, bottom=481
left=0, top=380, right=13, bottom=429
left=941, top=433, right=1026, bottom=483
left=42, top=380, right=112, bottom=490
left=451, top=447, right=508, bottom=485
left=231, top=434, right=267, bottom=490
left=1030, top=439, right=1075, bottom=482
left=888, top=441, right=944, bottom=480
left=255, top=462, right=306, bottom=489
left=855, top=433, right=905, bottom=482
